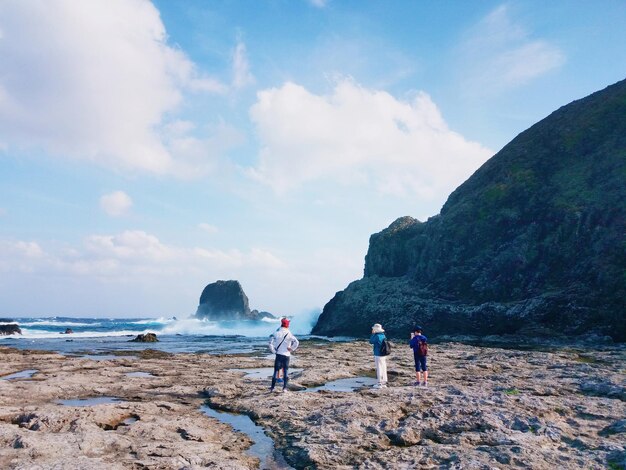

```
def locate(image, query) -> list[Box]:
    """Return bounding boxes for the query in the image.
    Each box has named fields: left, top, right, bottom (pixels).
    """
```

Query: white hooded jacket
left=269, top=327, right=299, bottom=357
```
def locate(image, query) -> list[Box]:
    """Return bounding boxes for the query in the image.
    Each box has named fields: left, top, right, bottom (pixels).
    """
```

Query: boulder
left=130, top=333, right=159, bottom=343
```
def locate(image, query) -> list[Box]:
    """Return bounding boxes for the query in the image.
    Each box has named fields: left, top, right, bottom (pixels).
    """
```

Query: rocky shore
left=0, top=340, right=624, bottom=469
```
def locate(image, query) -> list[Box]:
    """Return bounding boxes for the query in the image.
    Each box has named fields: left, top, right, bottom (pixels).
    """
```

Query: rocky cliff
left=313, top=79, right=626, bottom=341
left=195, top=280, right=275, bottom=321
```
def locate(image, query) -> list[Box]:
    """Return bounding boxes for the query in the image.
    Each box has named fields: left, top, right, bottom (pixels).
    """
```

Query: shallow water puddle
left=57, top=397, right=123, bottom=406
left=228, top=367, right=303, bottom=379
left=126, top=371, right=156, bottom=378
left=1, top=369, right=38, bottom=380
left=201, top=405, right=294, bottom=469
left=306, top=376, right=378, bottom=392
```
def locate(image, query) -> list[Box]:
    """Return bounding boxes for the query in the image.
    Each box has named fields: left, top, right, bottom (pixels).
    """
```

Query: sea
left=0, top=315, right=332, bottom=356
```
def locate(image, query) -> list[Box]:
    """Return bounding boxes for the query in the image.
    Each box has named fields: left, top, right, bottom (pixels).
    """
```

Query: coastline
left=1, top=339, right=624, bottom=469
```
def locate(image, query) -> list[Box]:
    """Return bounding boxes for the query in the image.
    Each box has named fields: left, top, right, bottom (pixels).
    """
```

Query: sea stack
left=313, top=78, right=626, bottom=341
left=194, top=280, right=275, bottom=321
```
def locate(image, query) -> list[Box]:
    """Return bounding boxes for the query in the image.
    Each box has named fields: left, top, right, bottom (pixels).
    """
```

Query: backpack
left=380, top=338, right=391, bottom=356
left=418, top=340, right=428, bottom=356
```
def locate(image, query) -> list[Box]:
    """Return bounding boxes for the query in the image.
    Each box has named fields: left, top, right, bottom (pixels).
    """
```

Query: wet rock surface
left=0, top=340, right=624, bottom=469
left=0, top=323, right=21, bottom=336
left=129, top=333, right=159, bottom=343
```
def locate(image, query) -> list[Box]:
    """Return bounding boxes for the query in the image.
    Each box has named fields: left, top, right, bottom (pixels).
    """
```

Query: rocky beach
left=1, top=339, right=624, bottom=469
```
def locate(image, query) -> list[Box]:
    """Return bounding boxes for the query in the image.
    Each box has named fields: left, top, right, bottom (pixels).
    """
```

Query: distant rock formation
left=313, top=78, right=626, bottom=341
left=0, top=320, right=21, bottom=336
left=194, top=280, right=276, bottom=321
left=130, top=333, right=159, bottom=342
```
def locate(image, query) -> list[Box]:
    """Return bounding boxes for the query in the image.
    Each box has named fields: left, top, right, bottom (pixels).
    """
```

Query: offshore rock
left=314, top=78, right=626, bottom=341
left=0, top=322, right=21, bottom=336
left=130, top=333, right=158, bottom=343
left=195, top=280, right=275, bottom=321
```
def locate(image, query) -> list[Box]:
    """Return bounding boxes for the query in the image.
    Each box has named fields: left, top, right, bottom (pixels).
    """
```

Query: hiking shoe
left=282, top=389, right=289, bottom=393
left=422, top=382, right=428, bottom=387
left=413, top=381, right=420, bottom=386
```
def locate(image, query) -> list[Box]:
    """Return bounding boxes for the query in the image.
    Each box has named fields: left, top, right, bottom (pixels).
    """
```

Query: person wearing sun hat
left=268, top=317, right=299, bottom=393
left=369, top=323, right=388, bottom=388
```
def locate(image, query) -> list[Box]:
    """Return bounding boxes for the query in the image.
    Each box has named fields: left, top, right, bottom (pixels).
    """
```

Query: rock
left=130, top=333, right=159, bottom=343
left=579, top=381, right=626, bottom=401
left=0, top=323, right=21, bottom=335
left=195, top=280, right=275, bottom=321
left=0, top=338, right=624, bottom=469
left=314, top=78, right=626, bottom=341
left=61, top=328, right=74, bottom=334
left=600, top=419, right=626, bottom=436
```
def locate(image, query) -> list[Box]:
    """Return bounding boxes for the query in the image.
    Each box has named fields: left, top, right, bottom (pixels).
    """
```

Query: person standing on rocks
left=409, top=326, right=428, bottom=387
left=369, top=323, right=388, bottom=388
left=268, top=318, right=299, bottom=393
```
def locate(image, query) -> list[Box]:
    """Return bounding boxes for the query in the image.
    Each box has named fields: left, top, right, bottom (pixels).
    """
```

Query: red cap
left=281, top=318, right=290, bottom=327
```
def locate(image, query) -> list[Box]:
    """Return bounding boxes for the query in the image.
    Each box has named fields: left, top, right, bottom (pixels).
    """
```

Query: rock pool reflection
left=57, top=397, right=123, bottom=406
left=1, top=369, right=38, bottom=380
left=305, top=376, right=378, bottom=392
left=201, top=405, right=294, bottom=469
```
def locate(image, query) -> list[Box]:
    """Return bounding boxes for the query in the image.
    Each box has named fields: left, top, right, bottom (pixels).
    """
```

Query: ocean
left=0, top=316, right=326, bottom=356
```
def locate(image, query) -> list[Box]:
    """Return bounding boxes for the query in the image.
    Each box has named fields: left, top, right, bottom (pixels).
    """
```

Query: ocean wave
left=16, top=320, right=100, bottom=327
left=160, top=317, right=279, bottom=337
left=127, top=317, right=174, bottom=325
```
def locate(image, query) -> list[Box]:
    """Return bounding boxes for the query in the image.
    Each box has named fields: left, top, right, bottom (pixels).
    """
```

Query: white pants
left=374, top=356, right=387, bottom=385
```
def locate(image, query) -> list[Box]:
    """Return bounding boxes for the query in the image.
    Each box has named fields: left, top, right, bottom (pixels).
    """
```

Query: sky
left=1, top=0, right=625, bottom=319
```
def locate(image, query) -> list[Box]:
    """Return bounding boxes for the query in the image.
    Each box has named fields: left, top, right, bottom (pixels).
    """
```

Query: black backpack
left=380, top=338, right=391, bottom=356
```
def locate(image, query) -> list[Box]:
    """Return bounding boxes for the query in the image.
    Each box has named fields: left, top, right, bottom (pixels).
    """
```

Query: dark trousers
left=271, top=354, right=290, bottom=390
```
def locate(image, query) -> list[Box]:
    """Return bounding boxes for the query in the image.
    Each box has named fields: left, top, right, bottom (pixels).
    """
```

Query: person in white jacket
left=268, top=318, right=299, bottom=392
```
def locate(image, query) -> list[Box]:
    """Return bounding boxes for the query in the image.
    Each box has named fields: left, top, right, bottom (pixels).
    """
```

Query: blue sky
left=1, top=0, right=625, bottom=319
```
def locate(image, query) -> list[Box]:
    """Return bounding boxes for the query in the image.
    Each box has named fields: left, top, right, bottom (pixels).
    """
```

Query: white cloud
left=0, top=0, right=231, bottom=175
left=198, top=223, right=219, bottom=234
left=248, top=79, right=492, bottom=197
left=100, top=191, right=133, bottom=217
left=308, top=0, right=328, bottom=8
left=458, top=5, right=565, bottom=94
left=232, top=40, right=255, bottom=89
left=0, top=231, right=286, bottom=279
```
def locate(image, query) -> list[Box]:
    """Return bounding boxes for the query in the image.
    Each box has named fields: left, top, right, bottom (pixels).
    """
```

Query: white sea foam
left=0, top=328, right=157, bottom=340
left=0, top=310, right=321, bottom=340
left=128, top=317, right=173, bottom=325
left=160, top=317, right=280, bottom=337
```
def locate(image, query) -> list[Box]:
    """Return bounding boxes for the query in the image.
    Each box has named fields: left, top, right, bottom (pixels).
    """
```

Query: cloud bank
left=0, top=231, right=284, bottom=280
left=0, top=0, right=243, bottom=176
left=249, top=79, right=492, bottom=198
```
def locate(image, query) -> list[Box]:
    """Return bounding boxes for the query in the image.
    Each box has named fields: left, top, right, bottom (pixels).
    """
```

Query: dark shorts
left=274, top=354, right=290, bottom=374
left=414, top=354, right=427, bottom=372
